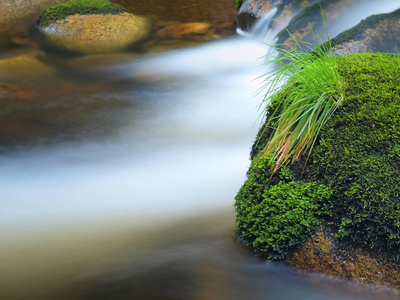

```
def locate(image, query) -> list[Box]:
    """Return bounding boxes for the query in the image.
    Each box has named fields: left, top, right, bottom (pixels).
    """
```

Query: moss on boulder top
left=235, top=52, right=400, bottom=284
left=36, top=0, right=129, bottom=28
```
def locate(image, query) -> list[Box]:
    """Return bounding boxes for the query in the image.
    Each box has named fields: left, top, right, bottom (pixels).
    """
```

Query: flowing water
left=1, top=1, right=400, bottom=299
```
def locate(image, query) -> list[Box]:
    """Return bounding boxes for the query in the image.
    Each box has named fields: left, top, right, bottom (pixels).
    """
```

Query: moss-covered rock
left=235, top=52, right=400, bottom=276
left=36, top=0, right=152, bottom=54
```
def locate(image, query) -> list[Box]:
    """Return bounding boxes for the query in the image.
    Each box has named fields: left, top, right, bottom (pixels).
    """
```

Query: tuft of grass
left=258, top=8, right=345, bottom=174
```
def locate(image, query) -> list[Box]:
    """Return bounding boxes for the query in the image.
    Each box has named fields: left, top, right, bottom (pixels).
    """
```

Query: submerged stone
left=156, top=22, right=213, bottom=40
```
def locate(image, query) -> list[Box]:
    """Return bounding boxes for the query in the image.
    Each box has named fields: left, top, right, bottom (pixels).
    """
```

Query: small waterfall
left=236, top=7, right=279, bottom=44
left=247, top=7, right=278, bottom=42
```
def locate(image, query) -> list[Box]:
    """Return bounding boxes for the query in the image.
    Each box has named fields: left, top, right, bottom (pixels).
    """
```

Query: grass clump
left=37, top=0, right=129, bottom=28
left=258, top=10, right=345, bottom=174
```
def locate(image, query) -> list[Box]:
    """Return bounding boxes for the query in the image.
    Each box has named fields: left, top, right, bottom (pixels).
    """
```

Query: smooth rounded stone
left=156, top=22, right=213, bottom=39
left=38, top=12, right=152, bottom=54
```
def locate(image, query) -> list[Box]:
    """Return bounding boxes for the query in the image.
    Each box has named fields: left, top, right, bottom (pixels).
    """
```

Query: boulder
left=236, top=0, right=321, bottom=32
left=236, top=0, right=275, bottom=31
left=234, top=52, right=400, bottom=288
left=275, top=1, right=400, bottom=56
left=36, top=0, right=152, bottom=54
left=331, top=8, right=400, bottom=55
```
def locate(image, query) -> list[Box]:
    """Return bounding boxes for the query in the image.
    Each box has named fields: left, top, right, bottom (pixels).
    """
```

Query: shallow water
left=1, top=1, right=400, bottom=299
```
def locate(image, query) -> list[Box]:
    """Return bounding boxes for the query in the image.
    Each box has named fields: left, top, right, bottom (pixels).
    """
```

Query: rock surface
left=331, top=9, right=400, bottom=55
left=156, top=22, right=213, bottom=39
left=274, top=1, right=400, bottom=56
left=38, top=12, right=152, bottom=54
left=285, top=229, right=400, bottom=291
left=236, top=0, right=321, bottom=32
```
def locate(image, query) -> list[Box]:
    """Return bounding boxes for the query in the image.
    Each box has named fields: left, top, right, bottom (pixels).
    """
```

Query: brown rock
left=285, top=228, right=400, bottom=290
left=0, top=51, right=54, bottom=76
left=236, top=0, right=321, bottom=32
left=156, top=22, right=213, bottom=39
left=38, top=12, right=152, bottom=54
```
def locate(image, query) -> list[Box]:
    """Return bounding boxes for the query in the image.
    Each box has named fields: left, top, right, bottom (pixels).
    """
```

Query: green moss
left=234, top=153, right=332, bottom=260
left=236, top=52, right=400, bottom=261
left=37, top=0, right=129, bottom=28
left=309, top=53, right=400, bottom=257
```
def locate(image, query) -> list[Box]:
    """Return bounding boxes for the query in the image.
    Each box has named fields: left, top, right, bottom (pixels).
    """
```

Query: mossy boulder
left=235, top=52, right=400, bottom=286
left=36, top=0, right=152, bottom=54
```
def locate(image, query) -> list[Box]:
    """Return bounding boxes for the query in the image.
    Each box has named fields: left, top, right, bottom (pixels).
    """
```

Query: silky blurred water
left=1, top=1, right=400, bottom=299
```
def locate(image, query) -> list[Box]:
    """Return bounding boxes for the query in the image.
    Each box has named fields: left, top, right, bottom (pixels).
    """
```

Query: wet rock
left=274, top=2, right=400, bottom=55
left=236, top=0, right=275, bottom=31
left=156, top=22, right=213, bottom=39
left=38, top=13, right=152, bottom=54
left=285, top=229, right=400, bottom=290
left=331, top=8, right=400, bottom=55
left=36, top=0, right=152, bottom=54
left=274, top=0, right=355, bottom=46
left=0, top=51, right=54, bottom=76
left=236, top=0, right=321, bottom=32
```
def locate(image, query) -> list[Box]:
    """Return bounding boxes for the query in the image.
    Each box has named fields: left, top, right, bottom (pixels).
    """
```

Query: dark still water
left=1, top=1, right=400, bottom=299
